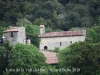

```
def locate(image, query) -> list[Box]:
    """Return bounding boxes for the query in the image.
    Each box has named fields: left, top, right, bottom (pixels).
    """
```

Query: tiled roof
left=40, top=50, right=58, bottom=64
left=40, top=30, right=86, bottom=37
left=3, top=27, right=24, bottom=32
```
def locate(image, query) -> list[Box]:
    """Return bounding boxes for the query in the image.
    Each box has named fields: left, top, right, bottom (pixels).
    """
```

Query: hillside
left=0, top=0, right=100, bottom=30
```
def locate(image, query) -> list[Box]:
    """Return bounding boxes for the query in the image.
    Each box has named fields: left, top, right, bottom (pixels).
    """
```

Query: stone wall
left=40, top=35, right=86, bottom=50
left=3, top=27, right=26, bottom=45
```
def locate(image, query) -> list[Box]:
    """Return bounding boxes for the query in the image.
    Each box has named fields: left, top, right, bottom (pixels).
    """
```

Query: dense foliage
left=0, top=42, right=60, bottom=75
left=0, top=41, right=12, bottom=75
left=0, top=0, right=100, bottom=30
left=8, top=43, right=46, bottom=75
left=25, top=24, right=40, bottom=48
left=59, top=40, right=100, bottom=75
left=0, top=42, right=47, bottom=75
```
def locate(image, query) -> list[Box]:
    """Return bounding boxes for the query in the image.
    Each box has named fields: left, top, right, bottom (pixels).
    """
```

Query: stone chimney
left=40, top=25, right=45, bottom=35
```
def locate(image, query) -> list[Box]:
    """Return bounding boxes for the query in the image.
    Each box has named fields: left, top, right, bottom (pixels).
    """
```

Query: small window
left=11, top=32, right=14, bottom=37
left=70, top=41, right=72, bottom=43
left=60, top=42, right=62, bottom=46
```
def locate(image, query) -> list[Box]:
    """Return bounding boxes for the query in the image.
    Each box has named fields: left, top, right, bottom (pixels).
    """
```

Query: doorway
left=44, top=46, right=48, bottom=50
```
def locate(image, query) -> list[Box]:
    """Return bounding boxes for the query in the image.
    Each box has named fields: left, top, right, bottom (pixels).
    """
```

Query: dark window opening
left=44, top=46, right=48, bottom=50
left=11, top=32, right=14, bottom=37
left=70, top=41, right=72, bottom=43
left=60, top=42, right=62, bottom=46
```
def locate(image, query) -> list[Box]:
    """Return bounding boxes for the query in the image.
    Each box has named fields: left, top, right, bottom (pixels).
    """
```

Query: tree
left=0, top=0, right=6, bottom=20
left=0, top=27, right=5, bottom=36
left=55, top=14, right=67, bottom=30
left=34, top=9, right=52, bottom=19
left=0, top=46, right=7, bottom=74
left=25, top=24, right=40, bottom=48
left=0, top=41, right=12, bottom=75
left=92, top=26, right=100, bottom=42
left=58, top=0, right=70, bottom=6
left=24, top=2, right=34, bottom=14
left=87, top=28, right=98, bottom=43
left=33, top=17, right=53, bottom=27
left=59, top=41, right=100, bottom=75
left=8, top=43, right=46, bottom=75
left=87, top=26, right=100, bottom=43
left=42, top=0, right=65, bottom=14
left=45, top=27, right=53, bottom=33
left=16, top=18, right=32, bottom=26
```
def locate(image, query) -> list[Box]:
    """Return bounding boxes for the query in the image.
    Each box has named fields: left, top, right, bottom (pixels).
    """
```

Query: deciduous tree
left=25, top=24, right=40, bottom=48
left=8, top=43, right=46, bottom=75
left=59, top=41, right=100, bottom=75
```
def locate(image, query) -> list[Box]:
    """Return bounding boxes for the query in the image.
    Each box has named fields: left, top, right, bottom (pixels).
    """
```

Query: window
left=60, top=42, right=62, bottom=46
left=70, top=41, right=72, bottom=43
left=11, top=32, right=14, bottom=37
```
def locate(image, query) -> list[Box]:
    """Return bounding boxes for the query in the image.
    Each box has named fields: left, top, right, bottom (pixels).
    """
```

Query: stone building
left=39, top=25, right=86, bottom=50
left=3, top=26, right=26, bottom=45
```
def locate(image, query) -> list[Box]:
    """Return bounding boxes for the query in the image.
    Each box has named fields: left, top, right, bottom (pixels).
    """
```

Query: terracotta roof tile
left=40, top=50, right=58, bottom=64
left=40, top=30, right=86, bottom=37
left=3, top=27, right=24, bottom=32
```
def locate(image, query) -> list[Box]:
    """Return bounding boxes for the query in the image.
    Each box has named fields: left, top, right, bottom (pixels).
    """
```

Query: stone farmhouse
left=39, top=25, right=86, bottom=50
left=3, top=26, right=26, bottom=45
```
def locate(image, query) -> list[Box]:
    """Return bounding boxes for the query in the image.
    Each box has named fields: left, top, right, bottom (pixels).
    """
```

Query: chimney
left=40, top=25, right=45, bottom=35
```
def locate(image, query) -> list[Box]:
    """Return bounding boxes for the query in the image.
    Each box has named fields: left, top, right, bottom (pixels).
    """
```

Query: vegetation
left=25, top=24, right=40, bottom=48
left=0, top=0, right=100, bottom=30
left=0, top=0, right=100, bottom=75
left=52, top=47, right=60, bottom=53
left=0, top=42, right=47, bottom=75
left=0, top=27, right=5, bottom=36
left=59, top=40, right=100, bottom=75
left=8, top=43, right=46, bottom=75
left=0, top=41, right=12, bottom=75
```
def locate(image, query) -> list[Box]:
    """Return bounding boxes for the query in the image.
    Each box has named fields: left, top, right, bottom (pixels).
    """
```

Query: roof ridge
left=40, top=30, right=86, bottom=37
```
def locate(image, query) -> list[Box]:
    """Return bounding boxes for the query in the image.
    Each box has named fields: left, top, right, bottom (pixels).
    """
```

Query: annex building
left=3, top=26, right=26, bottom=45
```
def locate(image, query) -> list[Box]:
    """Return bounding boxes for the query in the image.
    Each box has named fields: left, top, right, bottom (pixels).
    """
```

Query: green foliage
left=16, top=18, right=32, bottom=26
left=1, top=0, right=100, bottom=31
left=0, top=20, right=8, bottom=27
left=52, top=47, right=60, bottom=53
left=33, top=17, right=53, bottom=27
left=24, top=2, right=34, bottom=14
left=0, top=0, right=100, bottom=30
left=0, top=41, right=12, bottom=75
left=87, top=28, right=98, bottom=43
left=45, top=27, right=53, bottom=33
left=0, top=27, right=5, bottom=36
left=9, top=43, right=46, bottom=75
left=87, top=26, right=100, bottom=43
left=59, top=41, right=100, bottom=75
left=34, top=9, right=53, bottom=19
left=25, top=24, right=40, bottom=48
left=55, top=4, right=91, bottom=30
left=0, top=46, right=7, bottom=74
